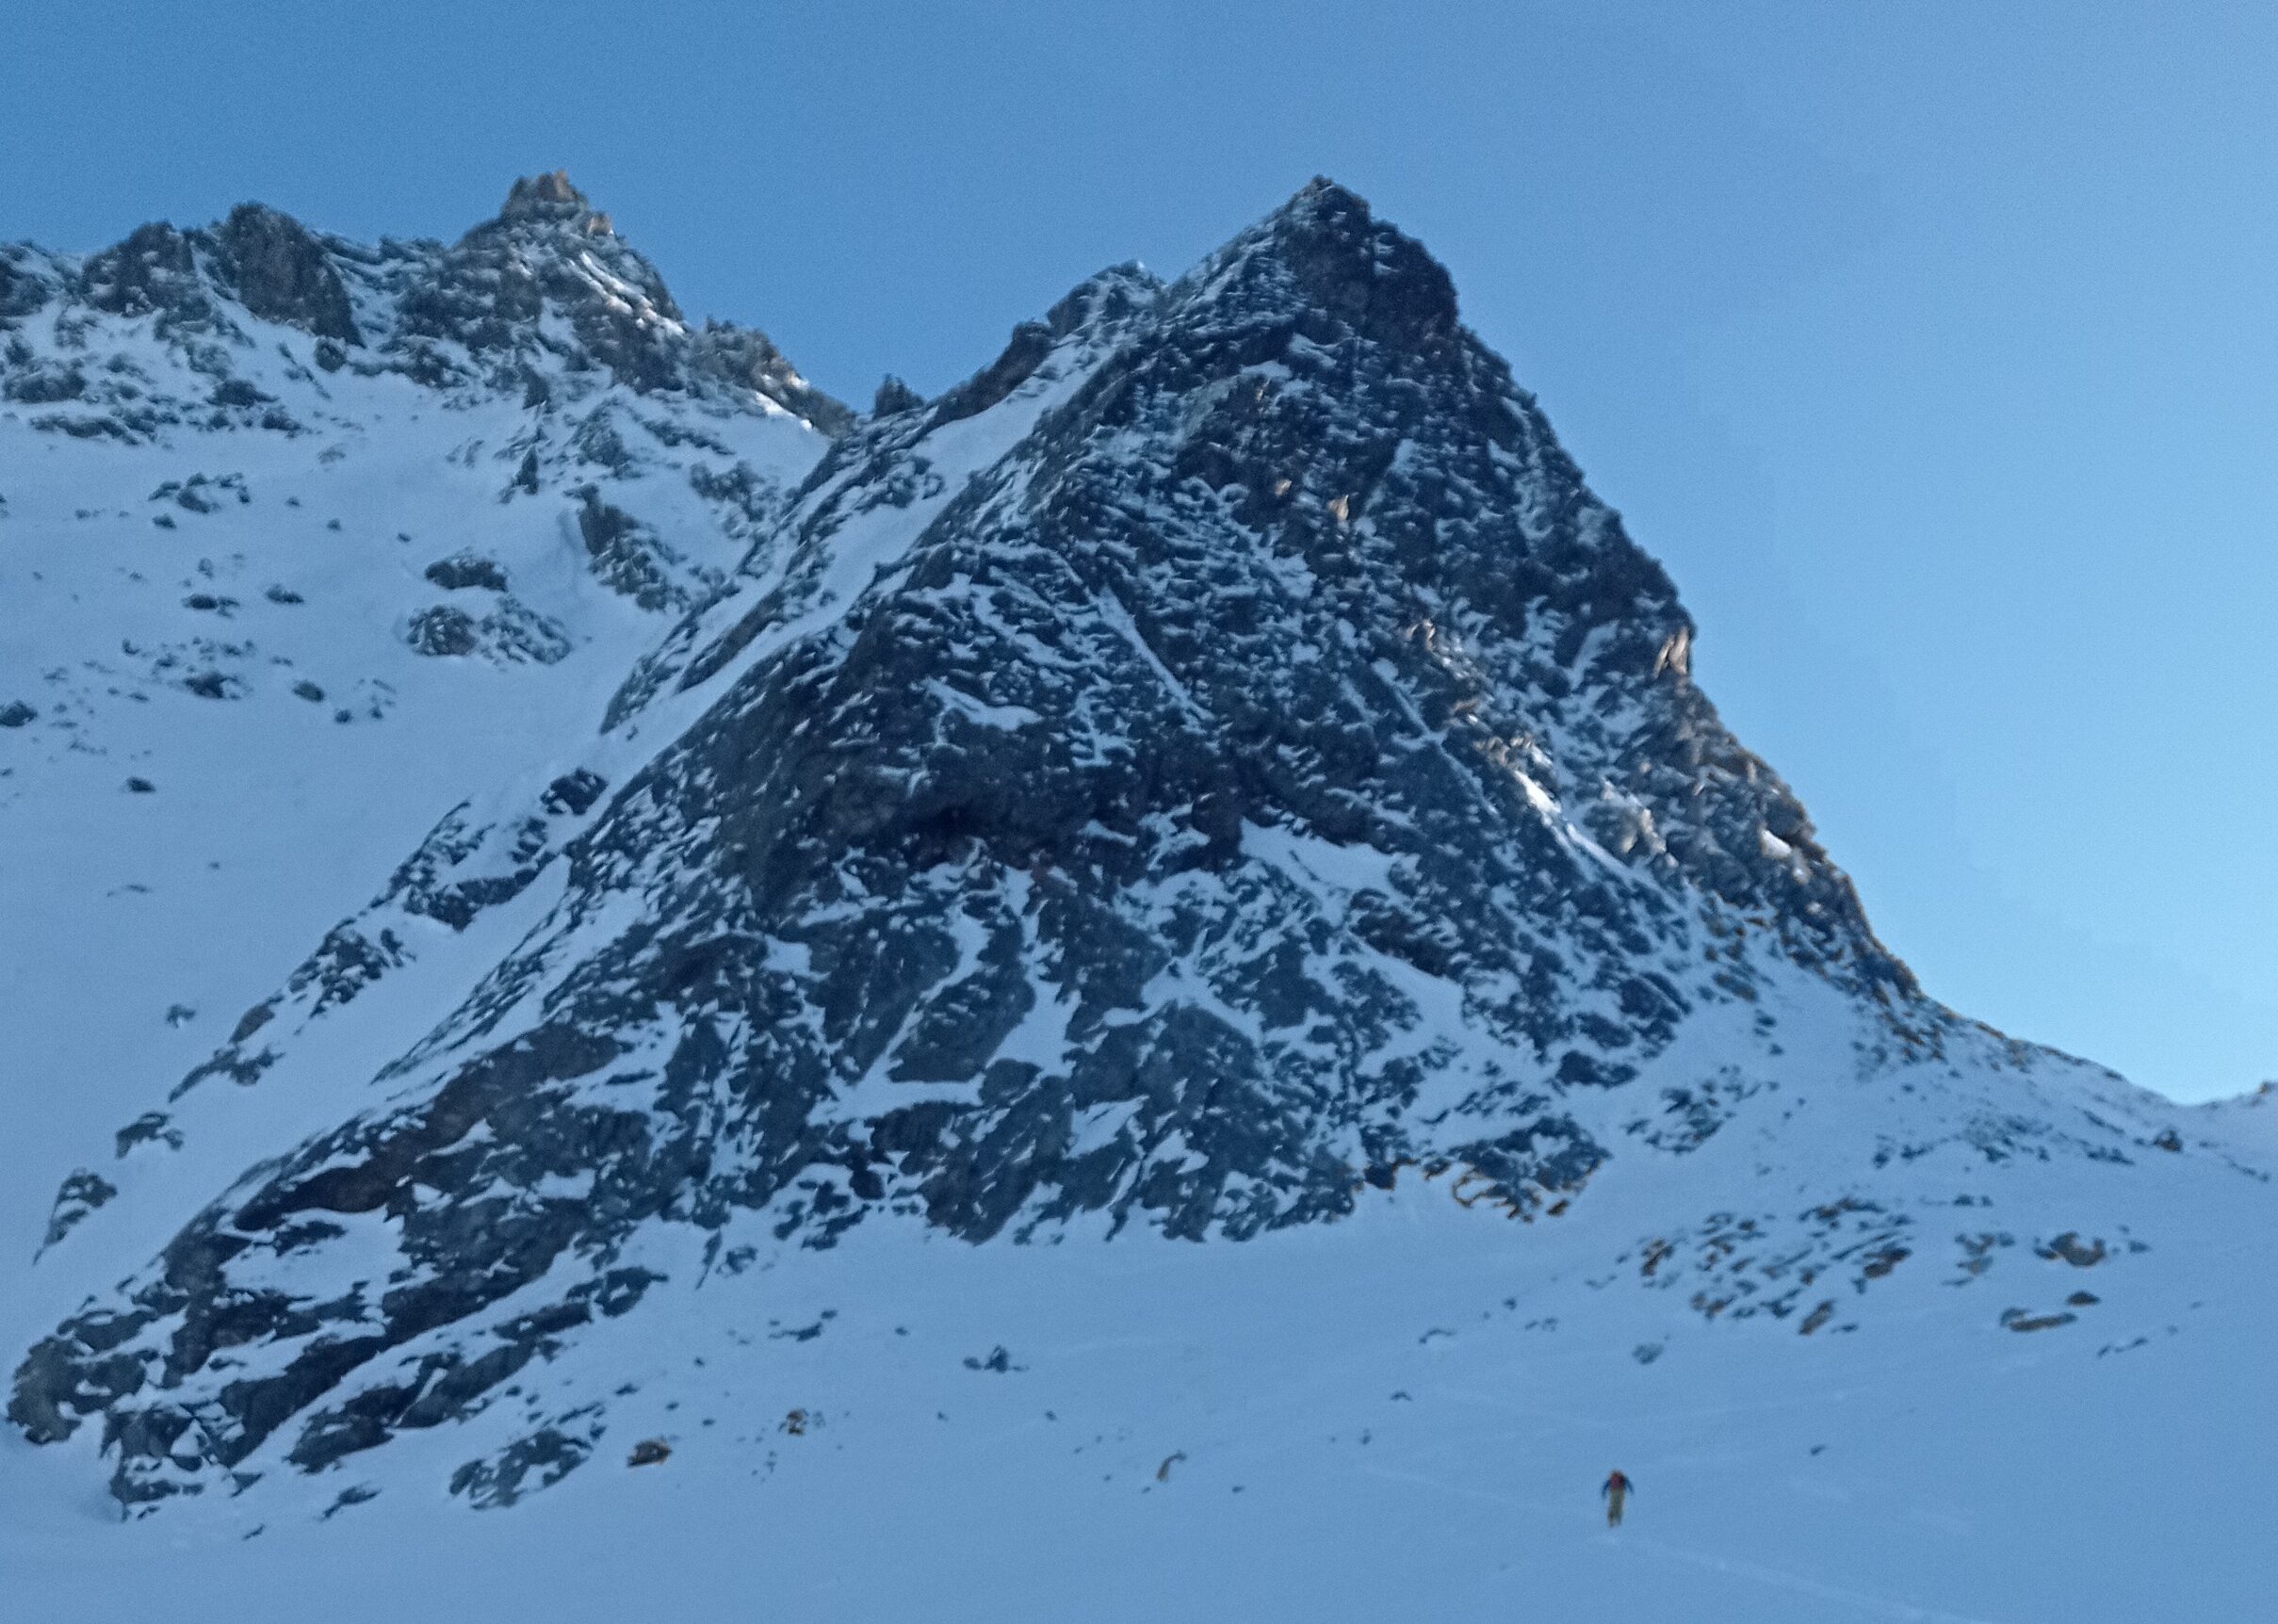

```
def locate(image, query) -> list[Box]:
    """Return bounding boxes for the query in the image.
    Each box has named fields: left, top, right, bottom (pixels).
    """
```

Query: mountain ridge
left=3, top=168, right=854, bottom=437
left=3, top=175, right=2261, bottom=1526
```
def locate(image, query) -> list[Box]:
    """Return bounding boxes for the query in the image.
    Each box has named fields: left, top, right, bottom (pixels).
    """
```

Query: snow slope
left=0, top=176, right=836, bottom=1279
left=6, top=970, right=2271, bottom=1621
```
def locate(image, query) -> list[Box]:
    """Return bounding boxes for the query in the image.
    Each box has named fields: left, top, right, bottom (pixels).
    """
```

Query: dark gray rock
left=319, top=1483, right=379, bottom=1519
left=542, top=770, right=608, bottom=817
left=393, top=171, right=675, bottom=391
left=211, top=205, right=361, bottom=344
left=478, top=597, right=573, bottom=665
left=2038, top=1232, right=2107, bottom=1268
left=871, top=375, right=925, bottom=416
left=2001, top=1307, right=2077, bottom=1333
left=39, top=1170, right=119, bottom=1253
left=152, top=473, right=249, bottom=512
left=447, top=1421, right=597, bottom=1509
left=209, top=378, right=272, bottom=410
left=399, top=597, right=566, bottom=666
left=0, top=245, right=57, bottom=326
left=574, top=487, right=687, bottom=611
left=115, top=1112, right=182, bottom=1155
left=405, top=606, right=480, bottom=658
left=78, top=222, right=210, bottom=330
left=5, top=365, right=86, bottom=404
left=424, top=554, right=509, bottom=593
left=496, top=169, right=589, bottom=225
left=929, top=319, right=1054, bottom=426
left=692, top=321, right=855, bottom=435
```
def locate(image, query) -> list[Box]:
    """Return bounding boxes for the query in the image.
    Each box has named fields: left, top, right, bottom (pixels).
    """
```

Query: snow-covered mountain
left=4, top=175, right=2270, bottom=1621
left=0, top=169, right=838, bottom=1279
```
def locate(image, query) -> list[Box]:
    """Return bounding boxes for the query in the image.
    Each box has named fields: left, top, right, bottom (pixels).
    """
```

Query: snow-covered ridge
left=0, top=170, right=843, bottom=1355
left=5, top=176, right=2270, bottom=1539
left=0, top=168, right=851, bottom=438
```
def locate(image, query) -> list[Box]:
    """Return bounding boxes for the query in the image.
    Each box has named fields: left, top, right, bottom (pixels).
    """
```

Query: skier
left=1602, top=1469, right=1634, bottom=1527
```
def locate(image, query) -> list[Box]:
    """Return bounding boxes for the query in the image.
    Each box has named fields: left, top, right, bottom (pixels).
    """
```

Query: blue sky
left=4, top=2, right=2271, bottom=1102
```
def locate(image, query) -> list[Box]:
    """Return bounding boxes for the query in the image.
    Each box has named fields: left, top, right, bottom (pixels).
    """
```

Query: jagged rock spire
left=497, top=168, right=594, bottom=224
left=1, top=171, right=857, bottom=430
left=212, top=203, right=361, bottom=343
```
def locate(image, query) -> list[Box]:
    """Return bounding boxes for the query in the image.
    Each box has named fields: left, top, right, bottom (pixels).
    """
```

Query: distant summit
left=0, top=171, right=849, bottom=430
left=1231, top=175, right=1462, bottom=351
left=494, top=167, right=600, bottom=226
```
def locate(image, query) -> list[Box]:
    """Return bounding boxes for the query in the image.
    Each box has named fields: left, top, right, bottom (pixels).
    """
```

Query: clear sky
left=4, top=2, right=2270, bottom=1102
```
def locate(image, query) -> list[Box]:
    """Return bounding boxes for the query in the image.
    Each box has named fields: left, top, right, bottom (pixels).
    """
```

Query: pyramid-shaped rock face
left=574, top=180, right=1907, bottom=1234
left=10, top=183, right=2151, bottom=1511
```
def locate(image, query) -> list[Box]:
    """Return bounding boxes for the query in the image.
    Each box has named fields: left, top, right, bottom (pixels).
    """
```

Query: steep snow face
left=6, top=180, right=2270, bottom=1543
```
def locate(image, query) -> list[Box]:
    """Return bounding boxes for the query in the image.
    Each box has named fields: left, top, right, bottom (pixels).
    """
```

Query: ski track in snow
left=1618, top=1533, right=2012, bottom=1624
left=1363, top=1463, right=2011, bottom=1624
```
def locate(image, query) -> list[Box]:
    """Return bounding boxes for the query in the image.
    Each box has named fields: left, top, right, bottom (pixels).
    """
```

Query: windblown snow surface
left=3, top=177, right=2272, bottom=1622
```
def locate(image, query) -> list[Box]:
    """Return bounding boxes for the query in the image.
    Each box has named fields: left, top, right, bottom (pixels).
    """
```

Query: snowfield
left=5, top=1043, right=2272, bottom=1623
left=0, top=380, right=822, bottom=1273
left=7, top=949, right=2268, bottom=1621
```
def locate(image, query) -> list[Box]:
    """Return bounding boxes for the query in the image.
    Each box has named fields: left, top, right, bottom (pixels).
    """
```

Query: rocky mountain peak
left=493, top=167, right=599, bottom=228
left=0, top=174, right=853, bottom=438
left=1186, top=176, right=1461, bottom=356
left=377, top=173, right=844, bottom=421
left=64, top=204, right=360, bottom=349
left=210, top=203, right=361, bottom=344
left=76, top=220, right=205, bottom=323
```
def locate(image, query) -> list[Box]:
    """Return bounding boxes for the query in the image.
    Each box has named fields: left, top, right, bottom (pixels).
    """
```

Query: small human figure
left=1602, top=1469, right=1634, bottom=1527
